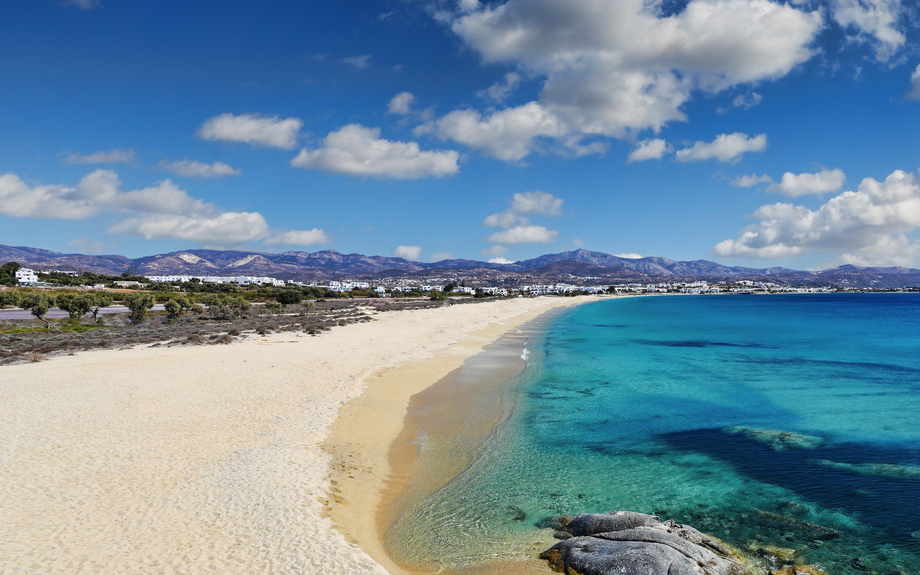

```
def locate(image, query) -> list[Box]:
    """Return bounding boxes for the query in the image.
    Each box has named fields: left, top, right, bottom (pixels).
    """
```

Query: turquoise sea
left=388, top=294, right=920, bottom=574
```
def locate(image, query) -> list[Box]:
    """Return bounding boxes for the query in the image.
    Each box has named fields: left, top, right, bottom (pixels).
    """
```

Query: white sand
left=0, top=297, right=588, bottom=575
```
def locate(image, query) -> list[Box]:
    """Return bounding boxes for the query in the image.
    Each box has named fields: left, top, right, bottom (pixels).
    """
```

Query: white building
left=15, top=268, right=39, bottom=284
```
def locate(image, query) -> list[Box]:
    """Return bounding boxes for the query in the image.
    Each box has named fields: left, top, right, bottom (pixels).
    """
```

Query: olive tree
left=0, top=290, right=22, bottom=309
left=88, top=292, right=114, bottom=322
left=123, top=292, right=155, bottom=325
left=163, top=299, right=182, bottom=322
left=21, top=292, right=54, bottom=328
left=56, top=292, right=92, bottom=320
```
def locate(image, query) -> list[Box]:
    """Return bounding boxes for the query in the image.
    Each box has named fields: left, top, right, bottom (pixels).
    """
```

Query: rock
left=541, top=511, right=754, bottom=575
left=755, top=544, right=797, bottom=567
left=769, top=566, right=827, bottom=575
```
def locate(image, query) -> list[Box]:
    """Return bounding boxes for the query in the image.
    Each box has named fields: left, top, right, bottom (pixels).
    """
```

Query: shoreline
left=323, top=296, right=592, bottom=575
left=0, top=295, right=592, bottom=574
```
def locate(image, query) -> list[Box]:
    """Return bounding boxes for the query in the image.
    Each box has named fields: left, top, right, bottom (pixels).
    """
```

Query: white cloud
left=393, top=245, right=422, bottom=259
left=198, top=113, right=303, bottom=150
left=64, top=0, right=101, bottom=10
left=713, top=168, right=920, bottom=265
left=291, top=124, right=460, bottom=179
left=906, top=64, right=920, bottom=100
left=265, top=229, right=330, bottom=246
left=0, top=169, right=324, bottom=249
left=572, top=238, right=584, bottom=248
left=477, top=72, right=521, bottom=103
left=510, top=190, right=563, bottom=217
left=388, top=92, right=415, bottom=115
left=430, top=251, right=454, bottom=261
left=0, top=169, right=208, bottom=219
left=488, top=257, right=515, bottom=264
left=110, top=212, right=271, bottom=246
left=616, top=253, right=643, bottom=259
left=160, top=160, right=241, bottom=179
left=731, top=173, right=774, bottom=187
left=675, top=133, right=767, bottom=163
left=627, top=139, right=672, bottom=163
left=64, top=149, right=135, bottom=165
left=829, top=0, right=905, bottom=61
left=481, top=245, right=508, bottom=257
left=484, top=190, right=563, bottom=229
left=429, top=0, right=821, bottom=160
left=766, top=168, right=846, bottom=197
left=488, top=225, right=558, bottom=244
left=416, top=102, right=565, bottom=162
left=732, top=92, right=763, bottom=109
left=340, top=55, right=371, bottom=69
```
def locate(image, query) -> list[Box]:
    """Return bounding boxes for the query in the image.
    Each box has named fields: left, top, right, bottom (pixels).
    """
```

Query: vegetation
left=0, top=262, right=21, bottom=286
left=0, top=289, right=22, bottom=308
left=123, top=292, right=155, bottom=325
left=20, top=292, right=54, bottom=328
left=276, top=290, right=302, bottom=307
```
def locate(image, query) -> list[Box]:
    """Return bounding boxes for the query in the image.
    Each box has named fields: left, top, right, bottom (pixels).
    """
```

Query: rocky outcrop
left=540, top=511, right=754, bottom=575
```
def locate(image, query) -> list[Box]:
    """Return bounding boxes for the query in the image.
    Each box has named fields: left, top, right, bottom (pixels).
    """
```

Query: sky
left=2, top=0, right=920, bottom=270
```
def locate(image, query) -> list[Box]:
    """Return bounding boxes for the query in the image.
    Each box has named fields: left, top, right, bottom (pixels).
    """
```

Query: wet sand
left=324, top=297, right=591, bottom=574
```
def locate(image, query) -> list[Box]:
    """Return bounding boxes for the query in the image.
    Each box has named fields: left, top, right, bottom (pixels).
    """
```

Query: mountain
left=1, top=244, right=919, bottom=288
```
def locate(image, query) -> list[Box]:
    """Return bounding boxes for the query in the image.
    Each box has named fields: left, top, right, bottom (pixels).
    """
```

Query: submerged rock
left=540, top=511, right=754, bottom=575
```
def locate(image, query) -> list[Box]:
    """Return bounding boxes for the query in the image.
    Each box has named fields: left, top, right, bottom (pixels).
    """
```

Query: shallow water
left=387, top=294, right=920, bottom=574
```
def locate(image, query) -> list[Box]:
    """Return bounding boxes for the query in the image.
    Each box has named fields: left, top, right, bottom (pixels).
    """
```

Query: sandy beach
left=0, top=296, right=588, bottom=575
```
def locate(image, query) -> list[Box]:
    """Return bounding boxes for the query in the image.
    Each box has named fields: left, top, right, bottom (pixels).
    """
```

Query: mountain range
left=2, top=244, right=919, bottom=289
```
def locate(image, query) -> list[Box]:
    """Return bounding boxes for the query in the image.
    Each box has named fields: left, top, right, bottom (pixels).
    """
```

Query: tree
left=87, top=293, right=114, bottom=322
left=0, top=290, right=21, bottom=309
left=0, top=262, right=21, bottom=286
left=21, top=292, right=54, bottom=328
left=444, top=282, right=457, bottom=293
left=56, top=292, right=93, bottom=320
left=276, top=290, right=302, bottom=307
left=123, top=292, right=155, bottom=325
left=264, top=301, right=282, bottom=314
left=164, top=299, right=182, bottom=322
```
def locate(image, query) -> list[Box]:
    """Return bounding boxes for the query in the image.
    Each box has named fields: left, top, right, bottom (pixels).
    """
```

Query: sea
left=385, top=294, right=920, bottom=575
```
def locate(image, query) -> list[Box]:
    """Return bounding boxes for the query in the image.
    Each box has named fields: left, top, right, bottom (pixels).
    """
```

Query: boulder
left=541, top=511, right=753, bottom=575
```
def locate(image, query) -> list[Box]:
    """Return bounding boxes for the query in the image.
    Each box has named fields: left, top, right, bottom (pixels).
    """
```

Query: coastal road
left=0, top=305, right=167, bottom=320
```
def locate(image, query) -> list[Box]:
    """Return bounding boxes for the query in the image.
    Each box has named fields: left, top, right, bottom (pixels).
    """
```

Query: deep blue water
left=389, top=294, right=920, bottom=574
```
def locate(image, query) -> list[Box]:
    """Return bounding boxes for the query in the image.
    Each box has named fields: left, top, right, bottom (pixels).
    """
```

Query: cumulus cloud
left=0, top=169, right=326, bottom=249
left=109, top=212, right=272, bottom=245
left=765, top=168, right=846, bottom=197
left=616, top=253, right=644, bottom=259
left=416, top=102, right=564, bottom=162
left=906, top=64, right=920, bottom=100
left=264, top=229, right=331, bottom=246
left=713, top=168, right=920, bottom=265
left=291, top=124, right=459, bottom=179
left=64, top=0, right=101, bottom=10
left=198, top=113, right=303, bottom=150
left=0, top=170, right=207, bottom=219
left=160, top=160, right=241, bottom=179
left=675, top=133, right=767, bottom=163
left=340, top=55, right=371, bottom=69
left=388, top=92, right=415, bottom=115
left=731, top=173, right=774, bottom=187
left=488, top=257, right=515, bottom=264
left=627, top=139, right=672, bottom=163
left=393, top=245, right=422, bottom=259
left=488, top=225, right=558, bottom=244
left=64, top=149, right=135, bottom=165
left=477, top=72, right=521, bottom=103
left=426, top=0, right=821, bottom=160
left=829, top=0, right=906, bottom=61
left=430, top=251, right=454, bottom=261
left=484, top=190, right=564, bottom=230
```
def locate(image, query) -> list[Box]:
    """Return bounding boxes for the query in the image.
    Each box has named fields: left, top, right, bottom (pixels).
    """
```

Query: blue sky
left=2, top=0, right=920, bottom=270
